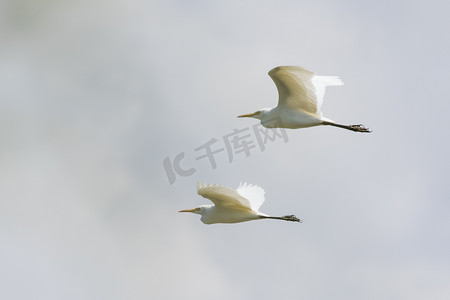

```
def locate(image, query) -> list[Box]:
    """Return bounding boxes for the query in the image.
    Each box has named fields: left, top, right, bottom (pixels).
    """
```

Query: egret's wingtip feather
left=236, top=182, right=266, bottom=211
left=238, top=182, right=249, bottom=190
left=269, top=65, right=313, bottom=74
left=197, top=181, right=207, bottom=193
left=313, top=75, right=344, bottom=86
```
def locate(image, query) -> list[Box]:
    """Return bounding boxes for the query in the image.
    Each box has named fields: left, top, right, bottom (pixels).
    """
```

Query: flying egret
left=179, top=182, right=301, bottom=224
left=238, top=66, right=371, bottom=133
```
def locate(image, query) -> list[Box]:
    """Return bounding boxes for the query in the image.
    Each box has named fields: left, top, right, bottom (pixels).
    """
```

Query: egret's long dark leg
left=259, top=215, right=302, bottom=222
left=322, top=121, right=371, bottom=133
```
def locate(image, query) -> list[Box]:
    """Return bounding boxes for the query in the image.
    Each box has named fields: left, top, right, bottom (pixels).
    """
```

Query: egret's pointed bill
left=237, top=111, right=260, bottom=118
left=179, top=208, right=200, bottom=213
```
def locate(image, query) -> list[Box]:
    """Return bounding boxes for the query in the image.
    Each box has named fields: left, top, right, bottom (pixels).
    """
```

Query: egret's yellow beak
left=178, top=208, right=197, bottom=213
left=237, top=112, right=256, bottom=118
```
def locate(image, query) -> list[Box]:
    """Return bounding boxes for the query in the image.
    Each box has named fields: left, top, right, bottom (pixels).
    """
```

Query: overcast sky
left=1, top=0, right=450, bottom=299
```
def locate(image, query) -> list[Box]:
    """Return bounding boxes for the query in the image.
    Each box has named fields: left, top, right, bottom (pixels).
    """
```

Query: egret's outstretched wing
left=269, top=66, right=318, bottom=115
left=197, top=182, right=253, bottom=211
left=236, top=182, right=265, bottom=211
left=269, top=66, right=343, bottom=117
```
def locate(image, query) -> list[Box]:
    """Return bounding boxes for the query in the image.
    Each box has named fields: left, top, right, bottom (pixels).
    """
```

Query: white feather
left=311, top=75, right=344, bottom=111
left=197, top=182, right=253, bottom=211
left=236, top=182, right=265, bottom=211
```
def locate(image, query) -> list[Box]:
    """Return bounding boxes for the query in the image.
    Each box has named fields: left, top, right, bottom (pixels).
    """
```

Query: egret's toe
left=281, top=215, right=301, bottom=222
left=349, top=124, right=371, bottom=133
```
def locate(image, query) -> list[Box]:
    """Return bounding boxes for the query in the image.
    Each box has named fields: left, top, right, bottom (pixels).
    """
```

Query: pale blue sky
left=1, top=1, right=449, bottom=299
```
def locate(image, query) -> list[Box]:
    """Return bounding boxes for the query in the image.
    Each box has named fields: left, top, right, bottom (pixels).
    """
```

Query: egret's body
left=179, top=182, right=301, bottom=224
left=238, top=66, right=371, bottom=133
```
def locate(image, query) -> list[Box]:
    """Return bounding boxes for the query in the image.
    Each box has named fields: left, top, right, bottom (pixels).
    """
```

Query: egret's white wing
left=197, top=182, right=254, bottom=211
left=236, top=182, right=265, bottom=211
left=311, top=76, right=343, bottom=111
left=268, top=66, right=318, bottom=115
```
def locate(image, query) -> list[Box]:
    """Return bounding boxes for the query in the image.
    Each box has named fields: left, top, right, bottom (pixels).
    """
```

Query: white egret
left=238, top=66, right=371, bottom=133
left=179, top=182, right=301, bottom=224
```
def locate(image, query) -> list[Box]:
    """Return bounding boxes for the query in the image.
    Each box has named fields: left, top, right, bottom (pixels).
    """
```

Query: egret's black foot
left=322, top=121, right=372, bottom=133
left=281, top=215, right=302, bottom=222
left=348, top=124, right=371, bottom=133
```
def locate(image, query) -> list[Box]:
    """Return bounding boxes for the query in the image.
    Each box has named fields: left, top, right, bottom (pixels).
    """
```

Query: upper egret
left=238, top=66, right=371, bottom=133
left=179, top=182, right=301, bottom=224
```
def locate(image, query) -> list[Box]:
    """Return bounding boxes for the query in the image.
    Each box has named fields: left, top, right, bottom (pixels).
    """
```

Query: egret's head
left=178, top=206, right=204, bottom=215
left=237, top=108, right=271, bottom=120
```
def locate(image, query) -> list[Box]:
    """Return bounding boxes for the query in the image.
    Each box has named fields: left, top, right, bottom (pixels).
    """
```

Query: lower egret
left=179, top=182, right=301, bottom=224
left=238, top=66, right=371, bottom=133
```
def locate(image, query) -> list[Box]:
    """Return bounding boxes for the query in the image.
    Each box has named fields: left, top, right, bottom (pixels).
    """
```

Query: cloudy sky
left=1, top=0, right=450, bottom=299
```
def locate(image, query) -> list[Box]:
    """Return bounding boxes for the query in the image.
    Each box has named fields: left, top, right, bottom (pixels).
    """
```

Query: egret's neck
left=259, top=107, right=281, bottom=128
